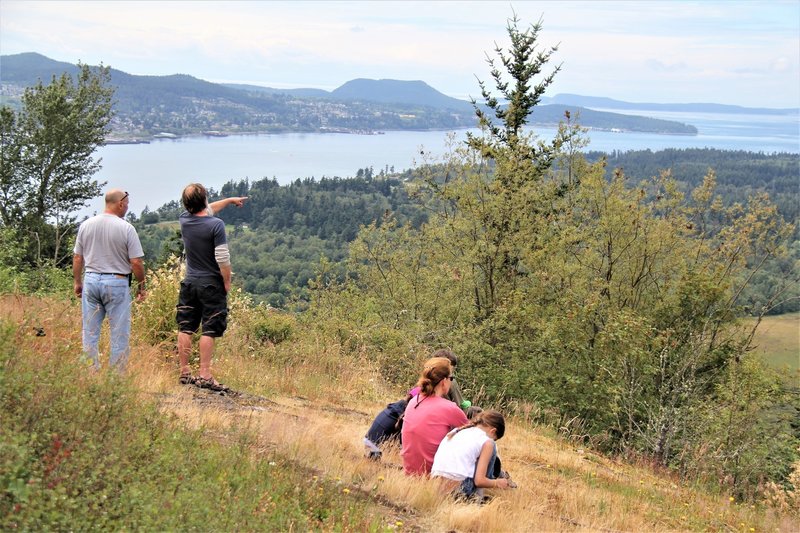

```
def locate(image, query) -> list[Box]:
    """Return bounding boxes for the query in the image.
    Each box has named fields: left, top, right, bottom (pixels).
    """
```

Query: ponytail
left=414, top=357, right=452, bottom=397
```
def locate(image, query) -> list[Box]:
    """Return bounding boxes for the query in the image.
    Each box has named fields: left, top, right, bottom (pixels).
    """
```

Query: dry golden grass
left=4, top=293, right=799, bottom=532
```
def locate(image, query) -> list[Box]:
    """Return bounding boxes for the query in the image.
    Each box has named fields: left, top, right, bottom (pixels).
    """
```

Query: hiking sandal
left=179, top=372, right=195, bottom=385
left=195, top=376, right=230, bottom=393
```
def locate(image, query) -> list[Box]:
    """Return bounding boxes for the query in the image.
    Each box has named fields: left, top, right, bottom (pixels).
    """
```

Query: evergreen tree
left=468, top=13, right=561, bottom=170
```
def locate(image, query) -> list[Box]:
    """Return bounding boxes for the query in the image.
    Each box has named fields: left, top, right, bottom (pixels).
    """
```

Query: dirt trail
left=155, top=384, right=431, bottom=531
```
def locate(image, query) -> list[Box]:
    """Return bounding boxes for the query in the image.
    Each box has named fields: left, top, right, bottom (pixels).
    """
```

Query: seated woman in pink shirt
left=401, top=356, right=469, bottom=475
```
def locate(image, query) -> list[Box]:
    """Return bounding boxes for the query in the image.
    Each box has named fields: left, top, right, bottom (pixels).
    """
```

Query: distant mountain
left=224, top=79, right=474, bottom=111
left=542, top=93, right=798, bottom=115
left=330, top=78, right=474, bottom=111
left=0, top=52, right=82, bottom=82
left=0, top=52, right=698, bottom=138
left=222, top=83, right=331, bottom=99
left=1, top=52, right=245, bottom=105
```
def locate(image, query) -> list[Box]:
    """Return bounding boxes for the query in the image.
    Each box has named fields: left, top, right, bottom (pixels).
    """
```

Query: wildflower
left=729, top=496, right=735, bottom=502
left=268, top=461, right=276, bottom=466
left=395, top=521, right=403, bottom=527
left=377, top=475, right=385, bottom=482
left=343, top=488, right=350, bottom=494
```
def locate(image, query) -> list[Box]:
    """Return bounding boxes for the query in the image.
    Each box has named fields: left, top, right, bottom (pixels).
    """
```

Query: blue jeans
left=457, top=442, right=498, bottom=499
left=82, top=272, right=131, bottom=370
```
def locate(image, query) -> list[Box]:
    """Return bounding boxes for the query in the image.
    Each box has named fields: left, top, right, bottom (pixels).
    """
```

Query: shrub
left=0, top=265, right=72, bottom=297
left=248, top=306, right=296, bottom=345
left=131, top=256, right=182, bottom=347
left=24, top=266, right=73, bottom=296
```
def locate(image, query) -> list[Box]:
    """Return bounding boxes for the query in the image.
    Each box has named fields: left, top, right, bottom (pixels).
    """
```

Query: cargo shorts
left=175, top=277, right=228, bottom=337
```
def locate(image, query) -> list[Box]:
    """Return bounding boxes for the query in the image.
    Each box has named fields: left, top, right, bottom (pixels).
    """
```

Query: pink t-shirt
left=401, top=394, right=469, bottom=475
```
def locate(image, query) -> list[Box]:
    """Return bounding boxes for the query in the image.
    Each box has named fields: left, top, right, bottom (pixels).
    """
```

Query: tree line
left=131, top=147, right=799, bottom=313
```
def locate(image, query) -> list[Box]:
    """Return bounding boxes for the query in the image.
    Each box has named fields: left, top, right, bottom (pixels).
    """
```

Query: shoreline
left=103, top=123, right=700, bottom=145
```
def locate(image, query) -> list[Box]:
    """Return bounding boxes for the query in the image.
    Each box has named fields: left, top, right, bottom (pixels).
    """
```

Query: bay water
left=86, top=110, right=799, bottom=217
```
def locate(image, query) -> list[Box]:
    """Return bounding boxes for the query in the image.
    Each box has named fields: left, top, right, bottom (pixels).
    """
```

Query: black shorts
left=175, top=277, right=228, bottom=337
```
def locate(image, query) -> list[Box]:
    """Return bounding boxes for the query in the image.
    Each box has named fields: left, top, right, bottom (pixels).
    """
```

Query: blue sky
left=1, top=0, right=798, bottom=108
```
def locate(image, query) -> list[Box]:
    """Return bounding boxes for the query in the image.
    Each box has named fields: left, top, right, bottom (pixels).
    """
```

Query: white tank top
left=431, top=426, right=491, bottom=481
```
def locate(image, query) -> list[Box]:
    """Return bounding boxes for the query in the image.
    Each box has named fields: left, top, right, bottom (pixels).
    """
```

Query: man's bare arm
left=220, top=264, right=232, bottom=294
left=131, top=257, right=146, bottom=301
left=72, top=254, right=84, bottom=297
left=208, top=196, right=248, bottom=214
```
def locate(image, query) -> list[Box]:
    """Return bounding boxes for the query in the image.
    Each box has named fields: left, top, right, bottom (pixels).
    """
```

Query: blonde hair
left=415, top=357, right=452, bottom=397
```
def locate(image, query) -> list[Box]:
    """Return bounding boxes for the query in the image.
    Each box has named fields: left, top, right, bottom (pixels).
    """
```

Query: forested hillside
left=136, top=170, right=427, bottom=306
left=135, top=148, right=799, bottom=312
left=590, top=148, right=800, bottom=222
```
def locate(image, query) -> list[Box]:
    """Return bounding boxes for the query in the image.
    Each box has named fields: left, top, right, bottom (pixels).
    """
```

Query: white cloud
left=1, top=0, right=798, bottom=107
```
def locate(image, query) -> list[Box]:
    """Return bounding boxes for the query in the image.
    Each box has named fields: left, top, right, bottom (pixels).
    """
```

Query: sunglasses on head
left=120, top=191, right=129, bottom=201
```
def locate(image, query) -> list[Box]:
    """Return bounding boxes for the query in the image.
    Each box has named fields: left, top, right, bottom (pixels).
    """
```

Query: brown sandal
left=179, top=372, right=195, bottom=385
left=195, top=376, right=230, bottom=392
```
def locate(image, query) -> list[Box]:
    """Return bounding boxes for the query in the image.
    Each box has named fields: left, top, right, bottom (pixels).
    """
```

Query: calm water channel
left=86, top=110, right=799, bottom=217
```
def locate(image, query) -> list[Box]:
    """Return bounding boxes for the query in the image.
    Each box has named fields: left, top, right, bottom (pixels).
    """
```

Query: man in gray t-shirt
left=73, top=189, right=145, bottom=371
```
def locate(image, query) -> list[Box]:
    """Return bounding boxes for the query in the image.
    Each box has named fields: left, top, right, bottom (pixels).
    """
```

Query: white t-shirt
left=430, top=426, right=491, bottom=481
left=74, top=213, right=144, bottom=274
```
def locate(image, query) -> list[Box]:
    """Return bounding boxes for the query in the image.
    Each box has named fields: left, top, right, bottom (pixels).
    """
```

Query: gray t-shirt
left=74, top=213, right=144, bottom=274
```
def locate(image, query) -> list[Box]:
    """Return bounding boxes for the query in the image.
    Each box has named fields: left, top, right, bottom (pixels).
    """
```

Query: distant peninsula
left=6, top=52, right=766, bottom=140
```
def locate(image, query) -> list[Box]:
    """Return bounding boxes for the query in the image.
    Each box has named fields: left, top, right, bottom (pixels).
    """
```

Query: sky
left=1, top=1, right=799, bottom=109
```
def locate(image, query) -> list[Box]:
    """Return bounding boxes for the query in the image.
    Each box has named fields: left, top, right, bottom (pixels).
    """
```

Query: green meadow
left=747, top=313, right=800, bottom=372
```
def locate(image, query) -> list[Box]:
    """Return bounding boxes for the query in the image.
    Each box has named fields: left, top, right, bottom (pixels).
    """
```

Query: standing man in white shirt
left=73, top=188, right=146, bottom=371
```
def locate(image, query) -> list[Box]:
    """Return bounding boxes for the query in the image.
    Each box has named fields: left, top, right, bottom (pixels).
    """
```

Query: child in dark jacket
left=363, top=392, right=413, bottom=459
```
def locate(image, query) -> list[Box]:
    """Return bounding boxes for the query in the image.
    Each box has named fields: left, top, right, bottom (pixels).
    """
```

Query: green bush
left=25, top=265, right=73, bottom=296
left=248, top=306, right=296, bottom=345
left=0, top=265, right=72, bottom=297
left=0, top=267, right=24, bottom=295
left=132, top=257, right=182, bottom=347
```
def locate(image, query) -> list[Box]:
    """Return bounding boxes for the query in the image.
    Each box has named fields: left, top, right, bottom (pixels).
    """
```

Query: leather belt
left=91, top=272, right=129, bottom=278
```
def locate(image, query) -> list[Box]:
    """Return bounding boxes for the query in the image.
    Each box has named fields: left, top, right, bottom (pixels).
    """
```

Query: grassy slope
left=745, top=313, right=800, bottom=372
left=3, top=294, right=798, bottom=532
